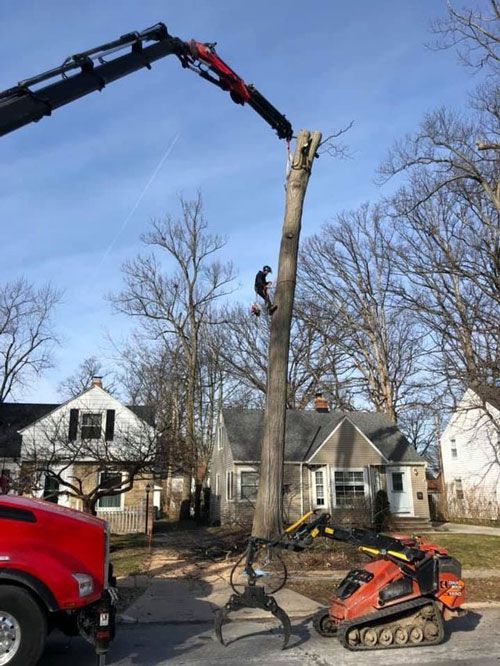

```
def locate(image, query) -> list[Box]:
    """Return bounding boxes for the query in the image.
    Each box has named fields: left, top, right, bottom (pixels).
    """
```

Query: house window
left=81, top=412, right=102, bottom=440
left=97, top=471, right=124, bottom=509
left=226, top=471, right=234, bottom=501
left=241, top=471, right=259, bottom=501
left=43, top=474, right=60, bottom=504
left=455, top=478, right=464, bottom=500
left=392, top=472, right=404, bottom=492
left=314, top=469, right=326, bottom=507
left=215, top=474, right=220, bottom=496
left=334, top=470, right=365, bottom=507
left=0, top=469, right=11, bottom=494
left=451, top=439, right=457, bottom=458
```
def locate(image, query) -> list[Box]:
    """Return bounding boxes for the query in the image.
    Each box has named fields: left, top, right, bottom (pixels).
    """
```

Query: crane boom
left=0, top=22, right=293, bottom=140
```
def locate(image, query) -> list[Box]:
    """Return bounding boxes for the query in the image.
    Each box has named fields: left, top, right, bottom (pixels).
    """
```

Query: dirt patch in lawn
left=153, top=522, right=366, bottom=569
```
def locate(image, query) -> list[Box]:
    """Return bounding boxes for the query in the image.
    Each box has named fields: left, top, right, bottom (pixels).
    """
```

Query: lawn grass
left=285, top=533, right=500, bottom=605
left=422, top=533, right=500, bottom=569
left=110, top=533, right=152, bottom=578
left=279, top=533, right=500, bottom=572
left=287, top=576, right=500, bottom=604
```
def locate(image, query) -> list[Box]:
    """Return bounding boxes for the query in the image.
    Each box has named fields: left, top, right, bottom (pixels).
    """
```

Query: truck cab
left=0, top=495, right=116, bottom=665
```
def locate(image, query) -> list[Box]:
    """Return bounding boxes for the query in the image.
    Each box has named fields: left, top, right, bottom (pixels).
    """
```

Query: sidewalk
left=432, top=522, right=500, bottom=536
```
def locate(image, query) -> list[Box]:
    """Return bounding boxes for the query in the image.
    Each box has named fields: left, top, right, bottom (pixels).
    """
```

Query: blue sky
left=0, top=1, right=474, bottom=402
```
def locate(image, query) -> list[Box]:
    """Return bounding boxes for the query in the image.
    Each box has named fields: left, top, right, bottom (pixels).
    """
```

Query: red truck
left=0, top=496, right=117, bottom=666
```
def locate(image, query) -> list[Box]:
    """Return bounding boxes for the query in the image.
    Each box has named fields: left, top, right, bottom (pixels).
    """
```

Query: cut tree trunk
left=252, top=129, right=322, bottom=539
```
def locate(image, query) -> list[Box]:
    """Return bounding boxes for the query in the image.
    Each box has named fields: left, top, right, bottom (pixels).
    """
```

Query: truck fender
left=0, top=568, right=59, bottom=612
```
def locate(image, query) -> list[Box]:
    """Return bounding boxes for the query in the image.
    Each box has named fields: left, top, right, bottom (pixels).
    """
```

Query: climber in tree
left=253, top=265, right=277, bottom=315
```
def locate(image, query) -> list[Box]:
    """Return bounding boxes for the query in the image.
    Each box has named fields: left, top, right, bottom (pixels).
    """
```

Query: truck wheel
left=0, top=585, right=47, bottom=666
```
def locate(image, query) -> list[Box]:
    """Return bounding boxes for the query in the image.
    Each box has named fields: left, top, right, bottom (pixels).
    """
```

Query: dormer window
left=81, top=413, right=102, bottom=440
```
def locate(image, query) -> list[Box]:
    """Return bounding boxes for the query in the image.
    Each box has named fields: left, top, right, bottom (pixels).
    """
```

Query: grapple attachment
left=214, top=585, right=291, bottom=649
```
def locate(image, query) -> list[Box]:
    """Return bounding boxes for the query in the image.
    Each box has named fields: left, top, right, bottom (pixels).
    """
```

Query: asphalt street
left=40, top=608, right=500, bottom=665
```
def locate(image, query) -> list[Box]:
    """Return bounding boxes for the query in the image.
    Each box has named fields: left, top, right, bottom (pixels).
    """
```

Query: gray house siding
left=209, top=408, right=429, bottom=526
left=209, top=414, right=235, bottom=523
left=309, top=419, right=385, bottom=466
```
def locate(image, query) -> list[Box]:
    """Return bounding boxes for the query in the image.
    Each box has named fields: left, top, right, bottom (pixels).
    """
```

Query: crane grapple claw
left=214, top=586, right=291, bottom=649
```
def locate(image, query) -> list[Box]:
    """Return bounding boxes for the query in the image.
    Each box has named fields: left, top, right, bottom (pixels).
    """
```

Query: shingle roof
left=222, top=408, right=425, bottom=464
left=127, top=405, right=156, bottom=427
left=0, top=403, right=58, bottom=458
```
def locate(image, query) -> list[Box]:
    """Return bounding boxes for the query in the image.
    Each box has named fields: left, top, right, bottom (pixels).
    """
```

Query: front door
left=387, top=467, right=412, bottom=514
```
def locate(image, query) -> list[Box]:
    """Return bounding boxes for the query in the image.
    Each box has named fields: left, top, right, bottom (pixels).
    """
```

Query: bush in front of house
left=374, top=489, right=391, bottom=533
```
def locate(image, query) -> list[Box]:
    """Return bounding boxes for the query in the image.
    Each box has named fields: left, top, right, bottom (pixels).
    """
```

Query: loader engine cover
left=330, top=559, right=417, bottom=623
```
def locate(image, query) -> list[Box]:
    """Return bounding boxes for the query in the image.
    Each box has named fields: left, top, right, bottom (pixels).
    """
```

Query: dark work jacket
left=255, top=271, right=269, bottom=292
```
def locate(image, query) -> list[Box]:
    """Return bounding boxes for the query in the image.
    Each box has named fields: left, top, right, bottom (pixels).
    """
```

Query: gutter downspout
left=300, top=463, right=304, bottom=516
left=367, top=464, right=374, bottom=527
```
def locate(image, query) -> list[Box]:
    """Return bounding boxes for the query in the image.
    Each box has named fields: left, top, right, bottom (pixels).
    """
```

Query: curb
left=117, top=610, right=319, bottom=625
left=463, top=601, right=500, bottom=609
left=117, top=603, right=499, bottom=625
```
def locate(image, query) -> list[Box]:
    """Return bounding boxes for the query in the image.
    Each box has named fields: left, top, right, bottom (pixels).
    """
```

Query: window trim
left=81, top=411, right=103, bottom=441
left=226, top=470, right=234, bottom=501
left=454, top=478, right=464, bottom=501
left=332, top=467, right=367, bottom=509
left=96, top=470, right=125, bottom=511
left=215, top=473, right=220, bottom=496
left=42, top=473, right=60, bottom=504
left=311, top=466, right=329, bottom=509
left=238, top=466, right=259, bottom=502
left=391, top=471, right=404, bottom=492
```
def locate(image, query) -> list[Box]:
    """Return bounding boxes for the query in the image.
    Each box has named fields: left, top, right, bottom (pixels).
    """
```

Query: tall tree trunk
left=252, top=129, right=322, bottom=539
left=181, top=335, right=198, bottom=521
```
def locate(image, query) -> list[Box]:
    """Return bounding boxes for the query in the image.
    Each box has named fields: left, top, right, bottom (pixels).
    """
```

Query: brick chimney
left=90, top=376, right=103, bottom=389
left=314, top=391, right=329, bottom=413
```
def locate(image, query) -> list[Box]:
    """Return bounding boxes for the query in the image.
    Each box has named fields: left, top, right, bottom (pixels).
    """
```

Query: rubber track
left=337, top=598, right=445, bottom=651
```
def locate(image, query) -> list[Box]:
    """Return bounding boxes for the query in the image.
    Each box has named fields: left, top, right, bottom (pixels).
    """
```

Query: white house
left=441, top=385, right=500, bottom=521
left=0, top=378, right=159, bottom=519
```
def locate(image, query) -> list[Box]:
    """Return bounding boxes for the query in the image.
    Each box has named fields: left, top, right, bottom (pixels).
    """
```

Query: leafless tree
left=111, top=193, right=236, bottom=519
left=429, top=1, right=500, bottom=72
left=378, top=106, right=499, bottom=215
left=300, top=205, right=428, bottom=422
left=58, top=356, right=116, bottom=399
left=219, top=302, right=351, bottom=410
left=0, top=278, right=61, bottom=402
left=20, top=410, right=158, bottom=515
left=118, top=337, right=185, bottom=451
left=376, top=4, right=500, bottom=468
left=388, top=182, right=499, bottom=392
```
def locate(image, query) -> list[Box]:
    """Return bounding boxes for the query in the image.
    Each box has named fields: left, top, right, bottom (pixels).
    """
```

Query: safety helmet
left=263, top=265, right=272, bottom=273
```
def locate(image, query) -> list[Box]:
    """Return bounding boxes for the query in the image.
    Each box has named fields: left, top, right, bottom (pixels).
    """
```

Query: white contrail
left=99, top=133, right=180, bottom=266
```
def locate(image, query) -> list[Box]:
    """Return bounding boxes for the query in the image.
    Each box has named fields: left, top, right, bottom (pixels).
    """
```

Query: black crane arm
left=0, top=22, right=293, bottom=140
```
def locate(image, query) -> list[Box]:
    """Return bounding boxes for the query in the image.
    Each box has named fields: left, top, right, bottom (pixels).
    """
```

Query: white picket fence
left=97, top=506, right=147, bottom=534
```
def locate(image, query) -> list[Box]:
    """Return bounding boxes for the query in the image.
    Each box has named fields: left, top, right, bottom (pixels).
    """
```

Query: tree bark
left=252, top=129, right=322, bottom=539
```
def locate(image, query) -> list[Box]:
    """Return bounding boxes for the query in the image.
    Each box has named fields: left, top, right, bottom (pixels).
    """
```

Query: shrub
left=373, top=489, right=391, bottom=532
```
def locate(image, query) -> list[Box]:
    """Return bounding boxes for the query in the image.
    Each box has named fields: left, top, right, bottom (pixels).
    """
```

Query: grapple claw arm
left=214, top=586, right=291, bottom=649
